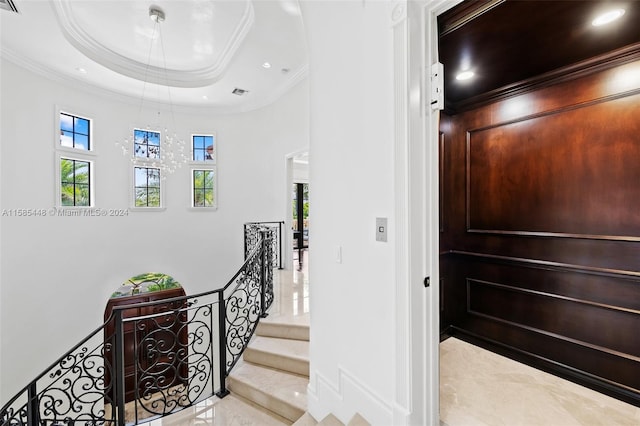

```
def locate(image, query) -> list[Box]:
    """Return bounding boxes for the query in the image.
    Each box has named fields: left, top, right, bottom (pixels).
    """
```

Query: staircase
left=224, top=269, right=369, bottom=426
left=226, top=317, right=369, bottom=426
left=227, top=317, right=310, bottom=423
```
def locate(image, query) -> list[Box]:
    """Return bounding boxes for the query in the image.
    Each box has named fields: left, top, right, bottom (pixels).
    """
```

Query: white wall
left=0, top=58, right=308, bottom=401
left=301, top=1, right=398, bottom=423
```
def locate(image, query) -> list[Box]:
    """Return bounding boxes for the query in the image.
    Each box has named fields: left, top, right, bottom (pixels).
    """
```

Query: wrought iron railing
left=244, top=221, right=284, bottom=269
left=1, top=229, right=275, bottom=426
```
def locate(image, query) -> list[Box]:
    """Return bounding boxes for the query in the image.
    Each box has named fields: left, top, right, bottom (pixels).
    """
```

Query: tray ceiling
left=0, top=0, right=308, bottom=111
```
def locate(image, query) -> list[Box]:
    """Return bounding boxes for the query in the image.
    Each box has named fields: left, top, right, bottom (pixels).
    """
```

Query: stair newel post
left=26, top=382, right=39, bottom=426
left=278, top=221, right=283, bottom=269
left=113, top=309, right=126, bottom=426
left=259, top=229, right=269, bottom=318
left=216, top=290, right=230, bottom=398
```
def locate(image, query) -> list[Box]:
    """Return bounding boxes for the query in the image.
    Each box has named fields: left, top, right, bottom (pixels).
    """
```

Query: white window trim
left=189, top=166, right=218, bottom=211
left=190, top=132, right=217, bottom=164
left=55, top=153, right=95, bottom=208
left=56, top=106, right=96, bottom=157
left=129, top=163, right=166, bottom=212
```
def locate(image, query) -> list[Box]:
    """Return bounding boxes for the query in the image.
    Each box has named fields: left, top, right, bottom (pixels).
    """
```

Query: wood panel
left=439, top=57, right=640, bottom=406
left=467, top=93, right=640, bottom=240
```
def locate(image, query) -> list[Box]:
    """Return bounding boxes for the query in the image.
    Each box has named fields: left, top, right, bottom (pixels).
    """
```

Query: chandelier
left=116, top=5, right=187, bottom=177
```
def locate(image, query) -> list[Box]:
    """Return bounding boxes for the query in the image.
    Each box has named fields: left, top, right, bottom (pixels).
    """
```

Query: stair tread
left=248, top=335, right=310, bottom=360
left=257, top=320, right=310, bottom=341
left=228, top=360, right=309, bottom=413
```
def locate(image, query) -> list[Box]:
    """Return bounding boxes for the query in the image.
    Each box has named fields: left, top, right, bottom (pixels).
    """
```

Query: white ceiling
left=0, top=0, right=308, bottom=112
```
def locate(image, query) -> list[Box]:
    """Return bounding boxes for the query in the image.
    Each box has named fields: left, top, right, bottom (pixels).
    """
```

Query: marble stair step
left=244, top=335, right=310, bottom=377
left=257, top=319, right=310, bottom=341
left=227, top=360, right=308, bottom=423
left=292, top=412, right=318, bottom=426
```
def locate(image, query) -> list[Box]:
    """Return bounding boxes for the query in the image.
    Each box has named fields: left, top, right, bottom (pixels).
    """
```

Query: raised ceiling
left=439, top=0, right=640, bottom=113
left=0, top=0, right=307, bottom=112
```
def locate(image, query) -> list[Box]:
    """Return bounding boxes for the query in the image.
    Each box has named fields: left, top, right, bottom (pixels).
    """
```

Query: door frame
left=399, top=1, right=462, bottom=424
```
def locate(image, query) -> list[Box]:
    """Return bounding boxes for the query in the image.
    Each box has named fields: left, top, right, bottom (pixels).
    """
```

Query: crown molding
left=1, top=50, right=308, bottom=115
left=50, top=0, right=254, bottom=88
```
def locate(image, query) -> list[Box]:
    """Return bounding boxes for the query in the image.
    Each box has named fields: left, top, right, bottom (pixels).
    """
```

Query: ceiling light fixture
left=116, top=6, right=187, bottom=177
left=456, top=70, right=475, bottom=81
left=262, top=62, right=272, bottom=69
left=592, top=8, right=625, bottom=26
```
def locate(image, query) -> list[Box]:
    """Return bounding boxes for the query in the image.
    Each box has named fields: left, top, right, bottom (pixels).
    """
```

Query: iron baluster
left=260, top=229, right=269, bottom=318
left=114, top=309, right=126, bottom=426
left=26, top=382, right=37, bottom=426
left=216, top=291, right=229, bottom=398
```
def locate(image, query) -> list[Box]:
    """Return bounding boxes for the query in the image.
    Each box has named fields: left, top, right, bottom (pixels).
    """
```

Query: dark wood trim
left=439, top=131, right=445, bottom=233
left=447, top=250, right=640, bottom=279
left=466, top=229, right=640, bottom=243
left=451, top=43, right=640, bottom=114
left=467, top=278, right=640, bottom=317
left=439, top=0, right=506, bottom=36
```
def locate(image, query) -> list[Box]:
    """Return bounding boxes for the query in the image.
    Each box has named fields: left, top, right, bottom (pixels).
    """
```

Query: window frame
left=190, top=167, right=217, bottom=210
left=55, top=107, right=95, bottom=208
left=191, top=133, right=217, bottom=164
left=128, top=125, right=166, bottom=211
left=130, top=165, right=165, bottom=211
left=56, top=154, right=94, bottom=208
left=56, top=108, right=95, bottom=156
left=133, top=127, right=162, bottom=161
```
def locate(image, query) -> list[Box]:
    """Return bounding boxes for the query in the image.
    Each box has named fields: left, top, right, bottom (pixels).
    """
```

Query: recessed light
left=202, top=95, right=208, bottom=100
left=456, top=70, right=475, bottom=81
left=262, top=62, right=272, bottom=69
left=592, top=9, right=625, bottom=26
left=76, top=67, right=87, bottom=74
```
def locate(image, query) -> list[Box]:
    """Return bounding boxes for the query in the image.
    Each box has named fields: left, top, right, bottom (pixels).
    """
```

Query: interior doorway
left=286, top=150, right=309, bottom=272
left=292, top=182, right=309, bottom=271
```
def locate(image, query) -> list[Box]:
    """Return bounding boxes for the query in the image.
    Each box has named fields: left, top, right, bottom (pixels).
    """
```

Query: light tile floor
left=440, top=337, right=640, bottom=426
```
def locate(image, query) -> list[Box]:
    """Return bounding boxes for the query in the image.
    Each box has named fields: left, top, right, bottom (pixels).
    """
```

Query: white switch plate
left=376, top=217, right=388, bottom=242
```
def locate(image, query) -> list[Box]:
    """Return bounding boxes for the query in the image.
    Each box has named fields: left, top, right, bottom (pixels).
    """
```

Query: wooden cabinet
left=104, top=288, right=187, bottom=403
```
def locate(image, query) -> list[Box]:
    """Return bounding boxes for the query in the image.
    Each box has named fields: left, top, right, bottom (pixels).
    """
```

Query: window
left=192, top=168, right=216, bottom=208
left=56, top=109, right=94, bottom=207
left=60, top=112, right=90, bottom=150
left=192, top=134, right=215, bottom=162
left=134, top=167, right=161, bottom=207
left=60, top=158, right=91, bottom=206
left=134, top=129, right=161, bottom=159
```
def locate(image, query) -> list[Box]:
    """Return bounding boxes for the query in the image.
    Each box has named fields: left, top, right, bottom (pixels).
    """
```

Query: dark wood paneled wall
left=440, top=59, right=640, bottom=406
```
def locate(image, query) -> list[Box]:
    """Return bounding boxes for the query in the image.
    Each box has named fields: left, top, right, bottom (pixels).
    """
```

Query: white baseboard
left=307, top=366, right=402, bottom=425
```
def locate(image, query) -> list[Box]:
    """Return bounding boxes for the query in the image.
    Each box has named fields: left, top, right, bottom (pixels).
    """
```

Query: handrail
left=1, top=228, right=275, bottom=426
